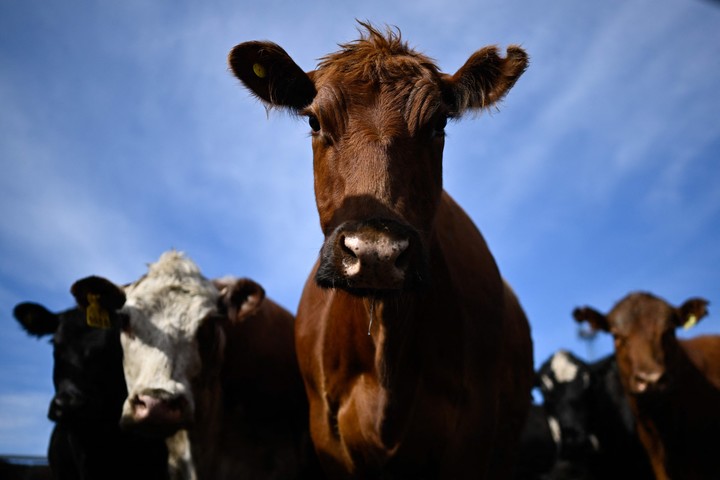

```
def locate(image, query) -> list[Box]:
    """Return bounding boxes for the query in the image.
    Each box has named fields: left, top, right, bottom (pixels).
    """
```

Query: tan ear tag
left=683, top=314, right=698, bottom=330
left=252, top=63, right=266, bottom=78
left=86, top=293, right=111, bottom=329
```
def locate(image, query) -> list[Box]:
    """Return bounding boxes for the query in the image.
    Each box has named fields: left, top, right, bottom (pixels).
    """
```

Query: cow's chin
left=314, top=273, right=428, bottom=298
left=119, top=415, right=189, bottom=438
left=630, top=379, right=670, bottom=398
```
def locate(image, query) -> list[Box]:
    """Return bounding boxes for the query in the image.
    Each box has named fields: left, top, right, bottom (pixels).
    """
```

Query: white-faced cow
left=229, top=23, right=534, bottom=479
left=13, top=300, right=169, bottom=480
left=573, top=292, right=720, bottom=480
left=71, top=250, right=322, bottom=480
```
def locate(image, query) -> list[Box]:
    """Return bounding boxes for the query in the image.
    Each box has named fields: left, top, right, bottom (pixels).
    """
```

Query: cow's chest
left=319, top=302, right=492, bottom=471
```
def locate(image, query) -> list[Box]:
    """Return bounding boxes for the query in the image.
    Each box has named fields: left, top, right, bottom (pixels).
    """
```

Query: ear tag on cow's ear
left=683, top=314, right=698, bottom=330
left=252, top=63, right=266, bottom=79
left=86, top=293, right=111, bottom=329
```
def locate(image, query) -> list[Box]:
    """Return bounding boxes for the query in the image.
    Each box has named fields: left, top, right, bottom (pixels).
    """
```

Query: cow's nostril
left=341, top=235, right=358, bottom=258
left=395, top=245, right=410, bottom=268
left=166, top=395, right=186, bottom=412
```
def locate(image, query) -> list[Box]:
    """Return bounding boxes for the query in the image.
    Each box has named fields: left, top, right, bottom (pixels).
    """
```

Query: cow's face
left=14, top=302, right=126, bottom=424
left=229, top=23, right=527, bottom=294
left=574, top=292, right=709, bottom=395
left=71, top=251, right=266, bottom=438
left=118, top=269, right=220, bottom=436
left=537, top=350, right=596, bottom=458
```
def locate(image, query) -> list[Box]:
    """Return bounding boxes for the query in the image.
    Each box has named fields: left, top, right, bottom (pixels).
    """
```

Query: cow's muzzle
left=630, top=370, right=666, bottom=395
left=120, top=389, right=191, bottom=437
left=316, top=219, right=428, bottom=294
left=47, top=391, right=84, bottom=422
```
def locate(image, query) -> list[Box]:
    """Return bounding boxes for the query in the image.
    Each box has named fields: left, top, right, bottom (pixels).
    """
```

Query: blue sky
left=1, top=0, right=719, bottom=456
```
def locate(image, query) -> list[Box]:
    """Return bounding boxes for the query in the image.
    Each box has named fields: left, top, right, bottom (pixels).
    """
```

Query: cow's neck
left=638, top=339, right=718, bottom=418
left=318, top=192, right=506, bottom=455
left=166, top=430, right=196, bottom=480
left=182, top=378, right=225, bottom=478
left=359, top=266, right=475, bottom=450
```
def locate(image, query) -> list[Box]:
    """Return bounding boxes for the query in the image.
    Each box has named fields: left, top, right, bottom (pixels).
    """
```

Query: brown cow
left=229, top=23, right=534, bottom=479
left=71, top=250, right=322, bottom=480
left=574, top=292, right=720, bottom=480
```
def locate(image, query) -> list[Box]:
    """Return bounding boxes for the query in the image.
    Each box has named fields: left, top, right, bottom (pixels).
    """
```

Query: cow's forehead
left=609, top=293, right=673, bottom=335
left=125, top=279, right=217, bottom=331
left=549, top=351, right=580, bottom=383
left=122, top=251, right=219, bottom=334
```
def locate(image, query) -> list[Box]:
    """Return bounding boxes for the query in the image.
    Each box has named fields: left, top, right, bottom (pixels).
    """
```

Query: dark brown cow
left=574, top=292, right=720, bottom=480
left=229, top=23, right=534, bottom=479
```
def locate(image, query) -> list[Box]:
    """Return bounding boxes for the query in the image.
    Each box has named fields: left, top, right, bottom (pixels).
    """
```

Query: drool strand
left=368, top=299, right=375, bottom=336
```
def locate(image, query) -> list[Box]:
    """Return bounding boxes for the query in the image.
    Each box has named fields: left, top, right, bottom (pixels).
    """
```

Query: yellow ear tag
left=252, top=63, right=266, bottom=79
left=683, top=314, right=698, bottom=330
left=86, top=293, right=111, bottom=329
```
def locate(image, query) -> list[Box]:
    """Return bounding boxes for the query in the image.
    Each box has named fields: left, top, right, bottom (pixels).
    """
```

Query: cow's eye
left=119, top=314, right=132, bottom=335
left=308, top=115, right=321, bottom=132
left=432, top=115, right=448, bottom=138
left=197, top=316, right=221, bottom=361
left=436, top=115, right=447, bottom=132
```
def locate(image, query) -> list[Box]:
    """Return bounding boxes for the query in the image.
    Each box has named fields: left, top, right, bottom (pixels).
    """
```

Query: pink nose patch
left=132, top=394, right=185, bottom=424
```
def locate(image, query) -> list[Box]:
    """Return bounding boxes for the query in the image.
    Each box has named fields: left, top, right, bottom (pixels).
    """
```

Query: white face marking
left=550, top=351, right=579, bottom=383
left=119, top=251, right=220, bottom=421
left=547, top=415, right=562, bottom=446
left=540, top=375, right=554, bottom=392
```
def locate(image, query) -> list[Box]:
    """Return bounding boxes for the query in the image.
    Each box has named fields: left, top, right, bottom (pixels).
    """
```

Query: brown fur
left=574, top=292, right=720, bottom=479
left=230, top=23, right=533, bottom=479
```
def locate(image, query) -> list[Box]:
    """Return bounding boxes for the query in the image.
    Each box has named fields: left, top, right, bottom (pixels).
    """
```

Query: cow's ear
left=676, top=297, right=709, bottom=330
left=228, top=41, right=316, bottom=111
left=71, top=276, right=126, bottom=310
left=70, top=276, right=126, bottom=329
left=442, top=45, right=528, bottom=116
left=215, top=277, right=266, bottom=322
left=573, top=306, right=610, bottom=332
left=13, top=302, right=59, bottom=337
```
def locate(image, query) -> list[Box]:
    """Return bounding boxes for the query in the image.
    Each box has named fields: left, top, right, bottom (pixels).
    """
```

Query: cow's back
left=680, top=335, right=720, bottom=389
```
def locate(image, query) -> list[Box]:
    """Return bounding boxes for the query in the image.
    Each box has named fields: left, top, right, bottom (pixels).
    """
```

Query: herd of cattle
left=7, top=22, right=720, bottom=480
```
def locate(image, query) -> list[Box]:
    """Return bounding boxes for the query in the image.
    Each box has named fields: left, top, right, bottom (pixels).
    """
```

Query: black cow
left=536, top=350, right=653, bottom=480
left=513, top=402, right=559, bottom=479
left=13, top=301, right=169, bottom=480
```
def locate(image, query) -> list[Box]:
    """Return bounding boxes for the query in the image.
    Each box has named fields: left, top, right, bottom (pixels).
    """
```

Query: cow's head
left=229, top=22, right=527, bottom=294
left=70, top=250, right=268, bottom=437
left=573, top=292, right=709, bottom=395
left=536, top=350, right=597, bottom=459
left=13, top=297, right=127, bottom=424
